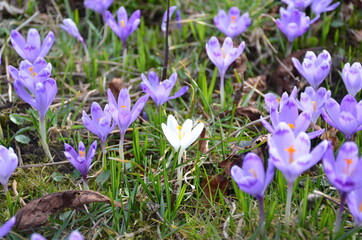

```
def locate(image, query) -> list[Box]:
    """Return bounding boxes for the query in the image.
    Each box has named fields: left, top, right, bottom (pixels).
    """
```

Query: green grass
left=0, top=0, right=362, bottom=239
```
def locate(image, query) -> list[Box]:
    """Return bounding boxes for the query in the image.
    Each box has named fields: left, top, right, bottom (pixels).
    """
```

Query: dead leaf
left=218, top=107, right=261, bottom=121
left=15, top=190, right=123, bottom=230
left=108, top=78, right=126, bottom=99
left=201, top=175, right=230, bottom=201
left=233, top=75, right=267, bottom=105
left=199, top=128, right=208, bottom=154
left=233, top=54, right=247, bottom=76
left=320, top=125, right=340, bottom=150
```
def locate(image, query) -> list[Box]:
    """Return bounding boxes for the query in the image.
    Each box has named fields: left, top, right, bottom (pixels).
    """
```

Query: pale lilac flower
left=0, top=216, right=16, bottom=238
left=161, top=6, right=182, bottom=32
left=311, top=0, right=340, bottom=23
left=10, top=28, right=54, bottom=63
left=64, top=141, right=97, bottom=184
left=323, top=141, right=362, bottom=231
left=140, top=72, right=188, bottom=106
left=296, top=87, right=331, bottom=124
left=60, top=18, right=84, bottom=43
left=281, top=0, right=312, bottom=9
left=105, top=7, right=141, bottom=46
left=9, top=57, right=52, bottom=92
left=292, top=50, right=331, bottom=89
left=84, top=0, right=113, bottom=14
left=213, top=7, right=251, bottom=38
left=0, top=146, right=18, bottom=193
left=342, top=62, right=362, bottom=97
left=206, top=36, right=245, bottom=106
left=268, top=122, right=328, bottom=183
left=261, top=88, right=324, bottom=139
left=347, top=188, right=362, bottom=225
left=276, top=7, right=310, bottom=42
left=82, top=102, right=116, bottom=153
left=31, top=234, right=47, bottom=240
left=322, top=95, right=362, bottom=140
left=231, top=152, right=274, bottom=222
left=68, top=230, right=84, bottom=240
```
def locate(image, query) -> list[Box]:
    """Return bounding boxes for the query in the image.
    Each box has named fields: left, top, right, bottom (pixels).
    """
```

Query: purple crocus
left=292, top=50, right=331, bottom=89
left=30, top=231, right=84, bottom=240
left=268, top=122, right=328, bottom=226
left=342, top=62, right=362, bottom=97
left=296, top=86, right=331, bottom=124
left=10, top=28, right=54, bottom=63
left=323, top=141, right=362, bottom=231
left=161, top=6, right=182, bottom=32
left=261, top=88, right=324, bottom=139
left=107, top=88, right=148, bottom=159
left=82, top=102, right=116, bottom=153
left=105, top=7, right=141, bottom=47
left=31, top=234, right=47, bottom=240
left=61, top=19, right=84, bottom=42
left=140, top=72, right=188, bottom=106
left=0, top=146, right=18, bottom=193
left=64, top=141, right=97, bottom=186
left=276, top=7, right=310, bottom=43
left=281, top=0, right=312, bottom=9
left=311, top=0, right=340, bottom=24
left=205, top=36, right=245, bottom=107
left=322, top=95, right=362, bottom=140
left=0, top=216, right=16, bottom=238
left=84, top=0, right=113, bottom=14
left=347, top=188, right=362, bottom=226
left=9, top=57, right=52, bottom=92
left=213, top=7, right=251, bottom=38
left=231, top=152, right=274, bottom=222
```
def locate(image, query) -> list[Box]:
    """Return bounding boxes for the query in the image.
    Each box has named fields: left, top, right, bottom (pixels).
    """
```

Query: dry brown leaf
left=218, top=106, right=261, bottom=121
left=233, top=75, right=267, bottom=105
left=15, top=190, right=123, bottom=230
left=201, top=175, right=229, bottom=201
left=198, top=128, right=208, bottom=154
left=108, top=78, right=126, bottom=99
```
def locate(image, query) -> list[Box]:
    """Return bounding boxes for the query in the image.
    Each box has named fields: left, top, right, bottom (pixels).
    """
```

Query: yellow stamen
left=221, top=47, right=226, bottom=59
left=120, top=20, right=125, bottom=28
left=287, top=123, right=295, bottom=129
left=29, top=67, right=37, bottom=77
left=249, top=168, right=257, bottom=178
left=359, top=202, right=362, bottom=213
left=80, top=150, right=85, bottom=157
left=277, top=98, right=281, bottom=103
left=120, top=105, right=126, bottom=109
left=98, top=117, right=101, bottom=122
left=230, top=15, right=237, bottom=23
left=343, top=158, right=353, bottom=175
left=177, top=125, right=182, bottom=131
left=285, top=145, right=296, bottom=164
left=312, top=101, right=317, bottom=112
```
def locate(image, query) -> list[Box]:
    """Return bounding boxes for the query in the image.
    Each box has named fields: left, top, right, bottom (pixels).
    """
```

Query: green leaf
left=10, top=114, right=25, bottom=125
left=15, top=134, right=30, bottom=144
left=96, top=170, right=110, bottom=185
left=51, top=172, right=65, bottom=182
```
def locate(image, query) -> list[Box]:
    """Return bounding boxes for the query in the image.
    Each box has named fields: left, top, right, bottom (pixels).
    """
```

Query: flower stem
left=257, top=195, right=265, bottom=235
left=220, top=73, right=225, bottom=108
left=39, top=118, right=53, bottom=162
left=101, top=140, right=106, bottom=167
left=122, top=42, right=127, bottom=67
left=81, top=41, right=89, bottom=61
left=83, top=176, right=89, bottom=190
left=119, top=131, right=125, bottom=171
left=286, top=41, right=292, bottom=56
left=2, top=184, right=8, bottom=194
left=176, top=149, right=184, bottom=194
left=285, top=181, right=294, bottom=229
left=334, top=191, right=347, bottom=233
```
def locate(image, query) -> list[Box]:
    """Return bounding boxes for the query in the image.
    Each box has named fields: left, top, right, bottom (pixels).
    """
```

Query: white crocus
left=161, top=115, right=204, bottom=192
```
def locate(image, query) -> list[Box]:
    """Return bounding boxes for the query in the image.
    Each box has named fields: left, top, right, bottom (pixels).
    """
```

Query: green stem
left=334, top=191, right=347, bottom=233
left=257, top=195, right=265, bottom=235
left=220, top=73, right=225, bottom=108
left=176, top=149, right=184, bottom=194
left=81, top=40, right=89, bottom=61
left=285, top=181, right=294, bottom=229
left=119, top=131, right=125, bottom=171
left=39, top=118, right=53, bottom=162
left=2, top=184, right=8, bottom=194
left=286, top=41, right=292, bottom=56
left=101, top=140, right=106, bottom=168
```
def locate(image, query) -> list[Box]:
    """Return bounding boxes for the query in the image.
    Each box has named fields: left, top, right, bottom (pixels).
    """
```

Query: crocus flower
left=268, top=122, right=328, bottom=226
left=0, top=216, right=16, bottom=238
left=276, top=7, right=310, bottom=43
left=60, top=19, right=84, bottom=42
left=205, top=36, right=245, bottom=106
left=64, top=141, right=97, bottom=185
left=161, top=6, right=182, bottom=32
left=10, top=28, right=54, bottom=63
left=322, top=95, right=362, bottom=140
left=231, top=152, right=274, bottom=222
left=162, top=115, right=204, bottom=192
left=31, top=234, right=47, bottom=240
left=323, top=141, right=362, bottom=231
left=261, top=88, right=324, bottom=139
left=0, top=145, right=18, bottom=193
left=342, top=62, right=362, bottom=97
left=311, top=0, right=340, bottom=23
left=140, top=72, right=188, bottom=106
left=292, top=50, right=331, bottom=89
left=281, top=0, right=312, bottom=9
left=82, top=102, right=116, bottom=153
left=84, top=0, right=113, bottom=14
left=347, top=188, right=362, bottom=225
left=107, top=88, right=148, bottom=158
left=68, top=230, right=84, bottom=240
left=9, top=57, right=52, bottom=92
left=105, top=7, right=141, bottom=47
left=213, top=7, right=251, bottom=38
left=296, top=86, right=331, bottom=124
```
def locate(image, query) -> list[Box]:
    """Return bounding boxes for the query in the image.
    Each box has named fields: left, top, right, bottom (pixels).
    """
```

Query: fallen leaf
left=108, top=78, right=126, bottom=99
left=15, top=190, right=122, bottom=230
left=201, top=175, right=229, bottom=201
left=218, top=107, right=261, bottom=121
left=198, top=128, right=208, bottom=154
left=233, top=75, right=267, bottom=105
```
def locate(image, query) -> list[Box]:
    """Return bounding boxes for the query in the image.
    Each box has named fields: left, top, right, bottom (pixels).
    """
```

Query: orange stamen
left=249, top=168, right=257, bottom=178
left=230, top=15, right=237, bottom=23
left=285, top=145, right=296, bottom=164
left=343, top=158, right=353, bottom=175
left=312, top=101, right=317, bottom=112
left=287, top=123, right=295, bottom=129
left=359, top=202, right=362, bottom=212
left=79, top=150, right=85, bottom=157
left=120, top=105, right=126, bottom=109
left=120, top=20, right=125, bottom=28
left=29, top=67, right=37, bottom=77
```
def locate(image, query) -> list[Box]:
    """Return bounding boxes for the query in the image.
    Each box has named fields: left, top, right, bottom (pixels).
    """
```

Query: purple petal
left=38, top=31, right=55, bottom=59
left=0, top=216, right=16, bottom=238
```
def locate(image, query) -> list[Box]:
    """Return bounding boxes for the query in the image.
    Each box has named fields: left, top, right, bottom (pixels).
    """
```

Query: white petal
left=162, top=123, right=181, bottom=150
